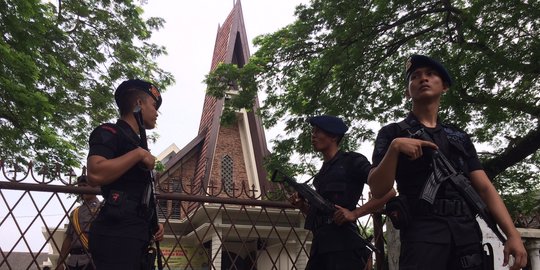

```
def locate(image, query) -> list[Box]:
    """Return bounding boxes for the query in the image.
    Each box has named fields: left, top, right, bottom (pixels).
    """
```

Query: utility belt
left=69, top=247, right=87, bottom=255
left=385, top=196, right=474, bottom=230
left=308, top=217, right=378, bottom=252
left=312, top=215, right=334, bottom=229
left=309, top=214, right=358, bottom=232
left=414, top=198, right=472, bottom=217
left=306, top=212, right=343, bottom=232
left=102, top=190, right=152, bottom=222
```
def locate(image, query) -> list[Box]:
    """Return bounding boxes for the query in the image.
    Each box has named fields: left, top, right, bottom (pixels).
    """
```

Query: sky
left=142, top=0, right=309, bottom=157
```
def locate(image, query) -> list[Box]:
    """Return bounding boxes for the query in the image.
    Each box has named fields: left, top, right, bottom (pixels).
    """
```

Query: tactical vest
left=314, top=151, right=366, bottom=211
left=397, top=120, right=472, bottom=177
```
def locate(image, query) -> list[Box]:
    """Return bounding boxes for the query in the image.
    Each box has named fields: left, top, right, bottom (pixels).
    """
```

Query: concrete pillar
left=526, top=239, right=540, bottom=270
left=386, top=219, right=400, bottom=270
left=517, top=228, right=540, bottom=270
left=211, top=233, right=222, bottom=270
left=211, top=212, right=223, bottom=270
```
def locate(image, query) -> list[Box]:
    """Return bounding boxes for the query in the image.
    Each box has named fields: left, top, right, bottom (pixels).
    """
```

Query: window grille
left=222, top=155, right=234, bottom=193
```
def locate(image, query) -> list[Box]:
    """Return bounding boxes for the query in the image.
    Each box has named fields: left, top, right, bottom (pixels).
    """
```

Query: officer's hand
left=503, top=235, right=527, bottom=270
left=140, top=148, right=156, bottom=170
left=288, top=192, right=309, bottom=213
left=56, top=264, right=65, bottom=270
left=333, top=205, right=357, bottom=225
left=288, top=192, right=304, bottom=208
left=154, top=223, right=164, bottom=242
left=391, top=138, right=438, bottom=160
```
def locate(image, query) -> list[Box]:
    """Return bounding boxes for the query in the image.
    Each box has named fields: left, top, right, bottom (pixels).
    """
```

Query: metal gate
left=0, top=161, right=386, bottom=270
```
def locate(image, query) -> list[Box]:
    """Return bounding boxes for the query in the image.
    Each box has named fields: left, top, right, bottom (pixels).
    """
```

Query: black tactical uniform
left=307, top=151, right=372, bottom=269
left=88, top=79, right=161, bottom=269
left=88, top=120, right=154, bottom=269
left=372, top=112, right=485, bottom=269
left=305, top=115, right=373, bottom=270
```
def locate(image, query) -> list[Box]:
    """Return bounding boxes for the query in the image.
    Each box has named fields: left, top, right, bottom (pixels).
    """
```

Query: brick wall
left=209, top=123, right=250, bottom=198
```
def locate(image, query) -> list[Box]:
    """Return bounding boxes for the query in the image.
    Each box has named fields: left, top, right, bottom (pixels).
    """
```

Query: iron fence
left=0, top=161, right=386, bottom=270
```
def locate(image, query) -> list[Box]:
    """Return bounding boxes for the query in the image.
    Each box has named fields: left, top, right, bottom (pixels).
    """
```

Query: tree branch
left=455, top=86, right=540, bottom=118
left=57, top=0, right=62, bottom=24
left=483, top=125, right=540, bottom=179
left=383, top=22, right=445, bottom=57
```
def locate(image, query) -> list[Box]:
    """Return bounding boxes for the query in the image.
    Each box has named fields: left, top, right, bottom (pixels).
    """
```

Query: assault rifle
left=271, top=170, right=378, bottom=252
left=412, top=129, right=507, bottom=244
left=134, top=106, right=163, bottom=270
left=271, top=170, right=335, bottom=215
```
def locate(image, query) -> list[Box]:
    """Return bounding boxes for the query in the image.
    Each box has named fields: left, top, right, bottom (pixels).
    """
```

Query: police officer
left=57, top=176, right=100, bottom=270
left=86, top=79, right=164, bottom=269
left=368, top=55, right=527, bottom=269
left=290, top=115, right=395, bottom=270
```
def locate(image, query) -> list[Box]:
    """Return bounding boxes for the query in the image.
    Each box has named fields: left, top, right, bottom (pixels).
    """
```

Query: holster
left=141, top=247, right=157, bottom=270
left=304, top=212, right=316, bottom=231
left=102, top=190, right=145, bottom=222
left=384, top=195, right=412, bottom=230
left=482, top=243, right=494, bottom=270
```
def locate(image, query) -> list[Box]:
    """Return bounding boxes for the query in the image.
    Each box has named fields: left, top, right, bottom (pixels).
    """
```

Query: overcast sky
left=142, top=0, right=308, bottom=156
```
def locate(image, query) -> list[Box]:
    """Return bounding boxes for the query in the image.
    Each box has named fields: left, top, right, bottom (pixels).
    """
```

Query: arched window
left=222, top=155, right=234, bottom=193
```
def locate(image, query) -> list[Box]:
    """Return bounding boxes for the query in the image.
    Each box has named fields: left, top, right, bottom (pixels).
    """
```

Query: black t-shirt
left=371, top=112, right=484, bottom=244
left=314, top=151, right=370, bottom=209
left=88, top=119, right=150, bottom=241
left=309, top=151, right=371, bottom=254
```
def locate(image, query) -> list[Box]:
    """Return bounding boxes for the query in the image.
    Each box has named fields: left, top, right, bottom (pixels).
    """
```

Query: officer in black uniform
left=86, top=79, right=164, bottom=269
left=290, top=115, right=395, bottom=270
left=368, top=55, right=527, bottom=269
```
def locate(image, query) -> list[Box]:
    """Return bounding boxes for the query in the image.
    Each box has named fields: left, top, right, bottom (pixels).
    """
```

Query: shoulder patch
left=93, top=123, right=119, bottom=144
left=100, top=124, right=117, bottom=134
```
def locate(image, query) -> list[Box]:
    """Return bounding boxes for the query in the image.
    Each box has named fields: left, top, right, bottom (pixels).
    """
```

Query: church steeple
left=161, top=0, right=270, bottom=200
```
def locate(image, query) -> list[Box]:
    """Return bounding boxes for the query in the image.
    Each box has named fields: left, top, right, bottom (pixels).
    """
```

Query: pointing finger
left=420, top=141, right=438, bottom=150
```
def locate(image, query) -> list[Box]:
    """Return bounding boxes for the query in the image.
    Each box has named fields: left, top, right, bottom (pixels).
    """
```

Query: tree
left=0, top=0, right=173, bottom=168
left=206, top=0, right=540, bottom=207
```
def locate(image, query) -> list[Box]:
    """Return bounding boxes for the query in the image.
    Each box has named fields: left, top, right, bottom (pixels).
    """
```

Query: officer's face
left=406, top=66, right=448, bottom=102
left=139, top=96, right=159, bottom=129
left=311, top=126, right=337, bottom=152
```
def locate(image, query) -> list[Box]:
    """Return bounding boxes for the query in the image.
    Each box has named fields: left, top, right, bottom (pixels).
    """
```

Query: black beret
left=308, top=115, right=348, bottom=135
left=114, top=79, right=162, bottom=109
left=405, top=54, right=453, bottom=86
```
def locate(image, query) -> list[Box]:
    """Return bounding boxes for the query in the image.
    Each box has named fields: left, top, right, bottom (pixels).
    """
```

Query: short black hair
left=114, top=79, right=162, bottom=110
left=117, top=89, right=150, bottom=116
